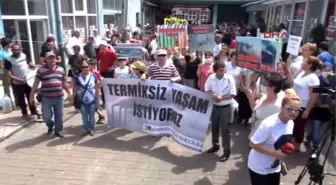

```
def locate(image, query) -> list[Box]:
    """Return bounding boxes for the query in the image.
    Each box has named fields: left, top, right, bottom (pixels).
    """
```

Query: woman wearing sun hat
left=129, top=61, right=147, bottom=79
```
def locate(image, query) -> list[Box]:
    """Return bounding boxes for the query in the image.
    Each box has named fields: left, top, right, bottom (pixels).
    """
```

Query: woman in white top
left=287, top=56, right=321, bottom=151
left=289, top=43, right=317, bottom=78
left=248, top=90, right=301, bottom=185
left=241, top=72, right=285, bottom=139
left=114, top=57, right=131, bottom=79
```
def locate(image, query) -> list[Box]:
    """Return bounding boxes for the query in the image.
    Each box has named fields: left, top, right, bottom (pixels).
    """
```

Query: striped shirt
left=146, top=62, right=179, bottom=80
left=35, top=65, right=66, bottom=98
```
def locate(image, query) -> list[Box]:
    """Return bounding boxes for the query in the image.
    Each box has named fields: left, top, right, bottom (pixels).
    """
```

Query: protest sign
left=236, top=36, right=281, bottom=72
left=157, top=24, right=187, bottom=49
left=164, top=18, right=187, bottom=25
left=102, top=79, right=213, bottom=152
left=115, top=43, right=144, bottom=59
left=286, top=35, right=302, bottom=56
left=188, top=24, right=216, bottom=52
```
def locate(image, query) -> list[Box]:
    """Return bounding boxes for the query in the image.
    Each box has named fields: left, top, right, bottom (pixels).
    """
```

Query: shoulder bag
left=74, top=75, right=92, bottom=109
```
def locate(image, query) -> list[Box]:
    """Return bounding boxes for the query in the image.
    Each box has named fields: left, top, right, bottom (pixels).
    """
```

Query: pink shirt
left=199, top=64, right=213, bottom=91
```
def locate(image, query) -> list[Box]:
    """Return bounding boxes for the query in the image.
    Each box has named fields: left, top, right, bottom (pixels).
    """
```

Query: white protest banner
left=102, top=79, right=213, bottom=152
left=286, top=35, right=302, bottom=56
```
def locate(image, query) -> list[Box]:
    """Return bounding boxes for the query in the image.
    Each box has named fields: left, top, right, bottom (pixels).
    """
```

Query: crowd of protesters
left=0, top=21, right=335, bottom=185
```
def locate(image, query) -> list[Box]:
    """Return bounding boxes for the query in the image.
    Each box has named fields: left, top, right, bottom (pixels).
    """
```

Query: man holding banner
left=204, top=61, right=236, bottom=162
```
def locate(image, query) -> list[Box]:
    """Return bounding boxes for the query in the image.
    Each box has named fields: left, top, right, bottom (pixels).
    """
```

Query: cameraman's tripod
left=295, top=118, right=335, bottom=185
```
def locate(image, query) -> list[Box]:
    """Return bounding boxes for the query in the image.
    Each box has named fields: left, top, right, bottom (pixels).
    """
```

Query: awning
left=241, top=0, right=268, bottom=7
left=143, top=0, right=159, bottom=7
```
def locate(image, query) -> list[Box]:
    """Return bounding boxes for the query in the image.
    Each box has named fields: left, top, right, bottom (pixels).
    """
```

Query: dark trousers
left=249, top=169, right=280, bottom=185
left=211, top=104, right=231, bottom=151
left=238, top=90, right=252, bottom=120
left=12, top=83, right=37, bottom=115
left=293, top=108, right=307, bottom=143
left=100, top=71, right=114, bottom=105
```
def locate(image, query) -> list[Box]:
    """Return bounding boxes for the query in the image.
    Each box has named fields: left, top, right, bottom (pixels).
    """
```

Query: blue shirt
left=0, top=50, right=11, bottom=75
left=318, top=51, right=335, bottom=68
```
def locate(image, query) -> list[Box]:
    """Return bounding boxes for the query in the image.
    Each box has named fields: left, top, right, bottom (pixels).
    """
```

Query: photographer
left=305, top=63, right=333, bottom=149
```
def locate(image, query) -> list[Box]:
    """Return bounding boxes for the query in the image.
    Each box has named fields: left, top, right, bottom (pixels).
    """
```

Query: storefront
left=252, top=0, right=335, bottom=42
left=1, top=0, right=52, bottom=64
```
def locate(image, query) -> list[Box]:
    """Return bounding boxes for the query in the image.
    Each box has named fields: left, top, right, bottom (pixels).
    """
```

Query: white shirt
left=289, top=56, right=304, bottom=77
left=204, top=73, right=237, bottom=106
left=93, top=35, right=102, bottom=48
left=213, top=43, right=222, bottom=57
left=149, top=40, right=157, bottom=56
left=66, top=36, right=84, bottom=55
left=115, top=66, right=130, bottom=79
left=225, top=61, right=243, bottom=90
left=293, top=71, right=320, bottom=108
left=248, top=113, right=294, bottom=175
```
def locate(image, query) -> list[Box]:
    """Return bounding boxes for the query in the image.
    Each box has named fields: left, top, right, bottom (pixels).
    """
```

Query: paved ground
left=0, top=109, right=335, bottom=185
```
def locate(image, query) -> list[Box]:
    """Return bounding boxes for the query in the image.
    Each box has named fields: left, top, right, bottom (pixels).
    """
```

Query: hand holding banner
left=102, top=79, right=213, bottom=152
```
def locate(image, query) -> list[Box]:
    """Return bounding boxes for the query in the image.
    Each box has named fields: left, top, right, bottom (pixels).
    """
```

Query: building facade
left=251, top=0, right=336, bottom=40
left=0, top=0, right=141, bottom=64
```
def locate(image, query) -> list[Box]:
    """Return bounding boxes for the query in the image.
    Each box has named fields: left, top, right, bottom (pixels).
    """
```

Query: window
left=62, top=16, right=74, bottom=30
left=115, top=0, right=123, bottom=11
left=61, top=0, right=73, bottom=13
left=103, top=0, right=115, bottom=10
left=0, top=0, right=25, bottom=15
left=87, top=0, right=97, bottom=14
left=75, top=16, right=86, bottom=29
left=88, top=16, right=97, bottom=27
left=28, top=0, right=47, bottom=15
left=282, top=4, right=292, bottom=28
left=75, top=0, right=84, bottom=11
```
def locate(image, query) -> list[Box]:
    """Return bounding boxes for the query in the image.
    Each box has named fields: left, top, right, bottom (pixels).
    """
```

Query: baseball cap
left=156, top=49, right=167, bottom=56
left=45, top=51, right=56, bottom=58
left=117, top=56, right=129, bottom=61
left=130, top=61, right=147, bottom=72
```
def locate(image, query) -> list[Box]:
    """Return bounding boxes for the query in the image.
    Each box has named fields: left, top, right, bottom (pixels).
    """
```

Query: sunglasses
left=285, top=106, right=301, bottom=114
left=157, top=55, right=166, bottom=57
left=82, top=66, right=89, bottom=68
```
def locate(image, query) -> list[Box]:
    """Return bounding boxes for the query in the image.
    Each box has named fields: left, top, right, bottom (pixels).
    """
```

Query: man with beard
left=4, top=44, right=40, bottom=118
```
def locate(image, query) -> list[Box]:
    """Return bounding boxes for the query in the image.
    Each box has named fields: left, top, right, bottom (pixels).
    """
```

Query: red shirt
left=97, top=49, right=117, bottom=72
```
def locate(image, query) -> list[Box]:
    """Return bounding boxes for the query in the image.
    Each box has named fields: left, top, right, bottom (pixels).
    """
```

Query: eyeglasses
left=285, top=106, right=301, bottom=114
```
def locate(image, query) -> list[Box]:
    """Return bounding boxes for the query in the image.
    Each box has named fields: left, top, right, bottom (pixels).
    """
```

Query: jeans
left=80, top=103, right=97, bottom=131
left=41, top=97, right=64, bottom=133
left=307, top=119, right=324, bottom=148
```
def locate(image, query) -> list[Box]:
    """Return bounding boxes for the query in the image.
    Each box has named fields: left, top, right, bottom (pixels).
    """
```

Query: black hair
left=319, top=41, right=329, bottom=51
left=264, top=72, right=283, bottom=94
left=88, top=37, right=94, bottom=40
left=1, top=37, right=12, bottom=48
left=279, top=23, right=286, bottom=29
left=213, top=61, right=225, bottom=72
left=73, top=45, right=80, bottom=50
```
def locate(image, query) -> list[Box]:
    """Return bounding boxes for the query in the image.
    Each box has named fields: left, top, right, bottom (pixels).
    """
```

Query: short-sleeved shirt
left=35, top=65, right=66, bottom=98
left=146, top=62, right=179, bottom=80
left=0, top=50, right=12, bottom=75
left=293, top=71, right=320, bottom=108
left=248, top=113, right=294, bottom=175
left=97, top=49, right=118, bottom=72
left=204, top=73, right=236, bottom=106
left=318, top=51, right=335, bottom=68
